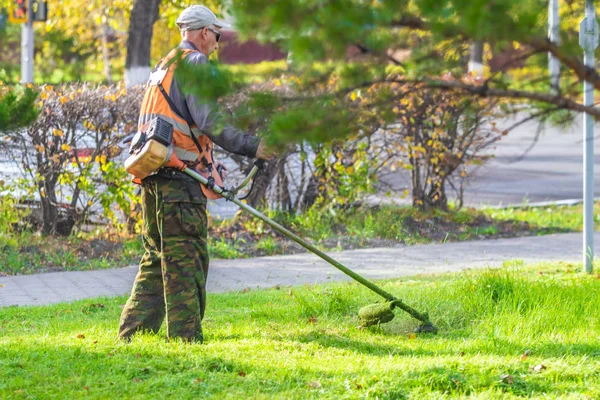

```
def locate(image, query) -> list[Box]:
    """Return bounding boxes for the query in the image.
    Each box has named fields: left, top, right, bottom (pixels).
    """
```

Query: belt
left=146, top=168, right=198, bottom=182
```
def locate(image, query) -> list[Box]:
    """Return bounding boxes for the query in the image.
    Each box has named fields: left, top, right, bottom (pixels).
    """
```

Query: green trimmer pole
left=183, top=163, right=437, bottom=333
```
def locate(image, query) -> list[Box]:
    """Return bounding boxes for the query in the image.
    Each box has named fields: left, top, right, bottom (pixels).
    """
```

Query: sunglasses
left=206, top=27, right=221, bottom=43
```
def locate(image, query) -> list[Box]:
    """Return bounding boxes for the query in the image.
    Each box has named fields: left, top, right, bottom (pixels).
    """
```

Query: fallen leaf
left=408, top=333, right=417, bottom=340
left=93, top=340, right=98, bottom=344
left=521, top=349, right=531, bottom=361
left=289, top=289, right=294, bottom=297
left=76, top=334, right=85, bottom=339
left=132, top=377, right=142, bottom=383
left=238, top=371, right=247, bottom=377
left=0, top=284, right=4, bottom=288
left=356, top=384, right=363, bottom=389
left=307, top=381, right=322, bottom=389
left=308, top=316, right=318, bottom=324
left=533, top=364, right=547, bottom=372
left=83, top=386, right=90, bottom=391
left=459, top=351, right=465, bottom=356
left=194, top=378, right=202, bottom=383
left=499, top=374, right=514, bottom=384
left=136, top=353, right=141, bottom=358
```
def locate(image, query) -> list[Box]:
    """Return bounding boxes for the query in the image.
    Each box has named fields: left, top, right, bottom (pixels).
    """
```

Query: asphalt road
left=377, top=113, right=600, bottom=207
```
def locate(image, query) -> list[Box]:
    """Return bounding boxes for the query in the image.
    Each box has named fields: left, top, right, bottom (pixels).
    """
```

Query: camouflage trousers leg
left=118, top=176, right=209, bottom=342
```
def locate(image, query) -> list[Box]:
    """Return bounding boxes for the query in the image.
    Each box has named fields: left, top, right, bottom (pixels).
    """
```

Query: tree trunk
left=468, top=40, right=484, bottom=77
left=101, top=24, right=113, bottom=84
left=124, top=0, right=161, bottom=88
left=245, top=159, right=279, bottom=209
left=40, top=177, right=58, bottom=235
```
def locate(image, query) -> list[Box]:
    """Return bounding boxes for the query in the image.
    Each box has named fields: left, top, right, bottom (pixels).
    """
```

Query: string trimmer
left=170, top=157, right=438, bottom=333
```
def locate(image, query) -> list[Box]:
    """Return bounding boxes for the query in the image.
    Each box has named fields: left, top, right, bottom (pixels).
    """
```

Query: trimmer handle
left=254, top=158, right=265, bottom=169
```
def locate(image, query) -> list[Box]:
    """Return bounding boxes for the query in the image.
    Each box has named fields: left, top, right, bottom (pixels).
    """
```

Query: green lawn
left=1, top=262, right=599, bottom=399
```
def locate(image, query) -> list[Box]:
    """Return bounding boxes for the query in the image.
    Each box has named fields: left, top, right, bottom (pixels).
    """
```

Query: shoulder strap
left=157, top=83, right=205, bottom=158
left=152, top=48, right=212, bottom=167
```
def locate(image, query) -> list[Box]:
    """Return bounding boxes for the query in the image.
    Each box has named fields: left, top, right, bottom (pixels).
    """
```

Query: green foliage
left=254, top=236, right=279, bottom=256
left=175, top=58, right=237, bottom=103
left=0, top=180, right=31, bottom=235
left=486, top=201, right=600, bottom=232
left=0, top=85, right=39, bottom=130
left=0, top=231, right=139, bottom=275
left=2, top=263, right=600, bottom=398
left=312, top=141, right=376, bottom=209
left=209, top=237, right=244, bottom=259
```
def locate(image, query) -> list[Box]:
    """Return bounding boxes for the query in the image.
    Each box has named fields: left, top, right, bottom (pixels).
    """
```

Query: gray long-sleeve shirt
left=169, top=40, right=260, bottom=158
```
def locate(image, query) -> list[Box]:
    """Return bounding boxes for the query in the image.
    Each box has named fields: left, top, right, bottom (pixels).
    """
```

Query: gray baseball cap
left=176, top=5, right=231, bottom=31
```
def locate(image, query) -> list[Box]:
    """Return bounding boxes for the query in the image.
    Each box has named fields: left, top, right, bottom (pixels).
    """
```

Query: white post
left=579, top=0, right=598, bottom=273
left=20, top=4, right=34, bottom=84
left=548, top=0, right=560, bottom=91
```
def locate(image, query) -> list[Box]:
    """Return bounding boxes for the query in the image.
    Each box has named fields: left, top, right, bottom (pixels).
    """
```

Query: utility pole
left=21, top=0, right=34, bottom=84
left=548, top=0, right=560, bottom=92
left=579, top=0, right=598, bottom=273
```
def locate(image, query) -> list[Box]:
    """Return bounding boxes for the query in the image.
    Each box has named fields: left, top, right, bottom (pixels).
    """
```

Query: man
left=118, top=5, right=274, bottom=343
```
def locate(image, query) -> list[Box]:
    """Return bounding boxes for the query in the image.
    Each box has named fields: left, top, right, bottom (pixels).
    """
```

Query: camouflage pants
left=118, top=175, right=209, bottom=342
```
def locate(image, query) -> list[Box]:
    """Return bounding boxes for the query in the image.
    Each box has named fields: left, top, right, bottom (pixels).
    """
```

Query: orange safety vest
left=136, top=48, right=223, bottom=199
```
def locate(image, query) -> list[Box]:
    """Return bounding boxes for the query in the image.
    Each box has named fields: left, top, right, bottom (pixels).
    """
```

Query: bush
left=1, top=83, right=143, bottom=236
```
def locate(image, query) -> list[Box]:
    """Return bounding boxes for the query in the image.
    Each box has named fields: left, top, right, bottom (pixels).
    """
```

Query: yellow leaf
left=110, top=94, right=117, bottom=102
left=61, top=144, right=71, bottom=151
left=403, top=189, right=409, bottom=197
left=53, top=129, right=64, bottom=137
left=274, top=78, right=281, bottom=86
left=35, top=144, right=45, bottom=153
left=40, top=91, right=48, bottom=100
left=59, top=96, right=68, bottom=104
left=351, top=92, right=357, bottom=101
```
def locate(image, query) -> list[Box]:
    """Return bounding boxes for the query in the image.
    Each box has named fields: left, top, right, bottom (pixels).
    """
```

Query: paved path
left=1, top=232, right=598, bottom=308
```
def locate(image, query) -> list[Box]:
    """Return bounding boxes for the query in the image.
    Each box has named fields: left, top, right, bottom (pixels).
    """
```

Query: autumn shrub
left=0, top=83, right=143, bottom=236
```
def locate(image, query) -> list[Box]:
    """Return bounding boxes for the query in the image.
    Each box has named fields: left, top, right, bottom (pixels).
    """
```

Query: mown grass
left=1, top=262, right=600, bottom=399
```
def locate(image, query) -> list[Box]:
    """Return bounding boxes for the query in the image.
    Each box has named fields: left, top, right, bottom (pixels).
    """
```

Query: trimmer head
left=358, top=301, right=438, bottom=334
left=358, top=301, right=396, bottom=327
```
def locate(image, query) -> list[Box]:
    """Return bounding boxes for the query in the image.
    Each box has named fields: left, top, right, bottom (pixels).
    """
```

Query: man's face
left=204, top=26, right=221, bottom=54
left=187, top=25, right=220, bottom=55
